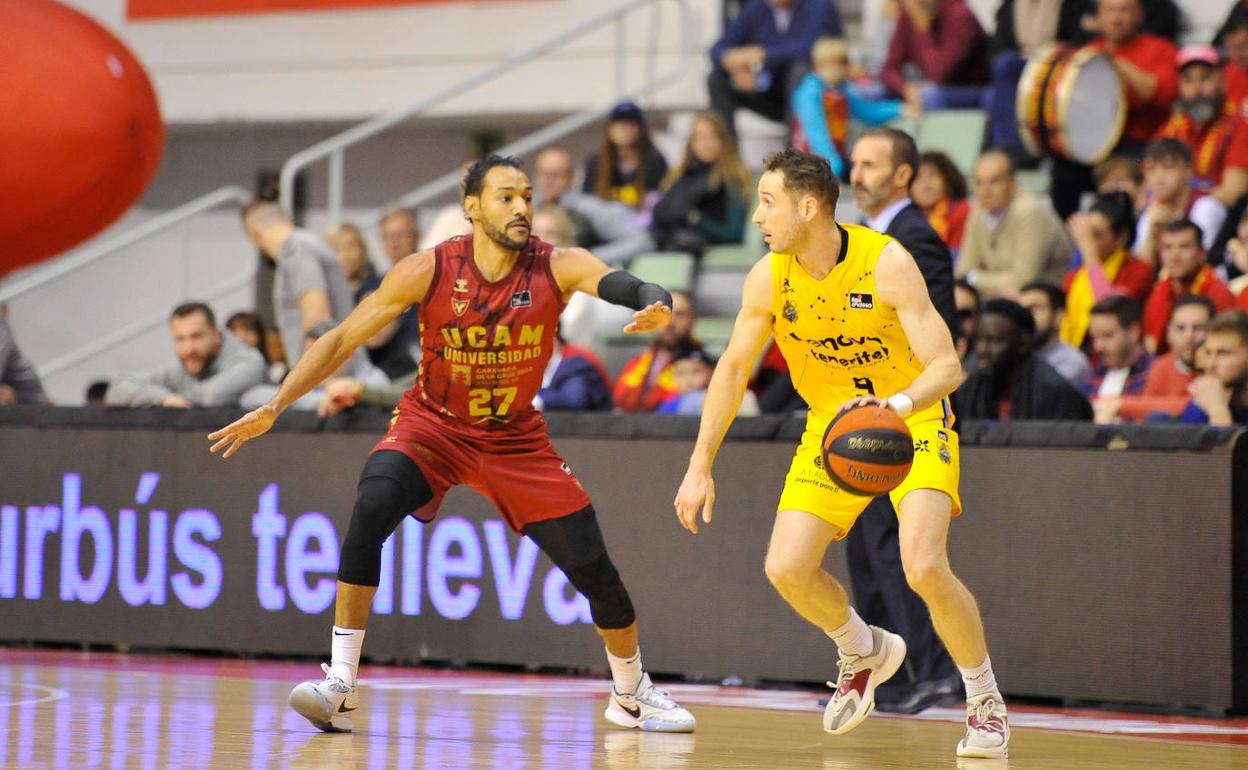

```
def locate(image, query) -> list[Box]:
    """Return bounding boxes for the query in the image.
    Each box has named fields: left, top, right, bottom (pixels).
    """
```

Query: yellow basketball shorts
left=776, top=411, right=962, bottom=539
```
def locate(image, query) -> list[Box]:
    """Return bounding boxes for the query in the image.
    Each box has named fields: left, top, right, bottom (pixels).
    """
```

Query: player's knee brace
left=338, top=452, right=433, bottom=586
left=563, top=551, right=636, bottom=630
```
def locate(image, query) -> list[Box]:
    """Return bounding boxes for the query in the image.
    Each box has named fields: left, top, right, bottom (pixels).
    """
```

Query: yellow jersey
left=769, top=223, right=953, bottom=427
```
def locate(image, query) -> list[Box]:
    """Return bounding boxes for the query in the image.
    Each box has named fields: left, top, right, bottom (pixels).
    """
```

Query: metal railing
left=281, top=0, right=692, bottom=224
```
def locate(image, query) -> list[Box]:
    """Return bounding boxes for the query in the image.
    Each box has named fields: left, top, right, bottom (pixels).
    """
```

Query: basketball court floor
left=2, top=648, right=1244, bottom=769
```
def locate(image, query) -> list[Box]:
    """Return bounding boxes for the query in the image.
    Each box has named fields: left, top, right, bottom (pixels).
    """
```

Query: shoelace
left=970, top=696, right=1003, bottom=728
left=636, top=683, right=678, bottom=710
left=320, top=663, right=351, bottom=693
left=827, top=652, right=862, bottom=694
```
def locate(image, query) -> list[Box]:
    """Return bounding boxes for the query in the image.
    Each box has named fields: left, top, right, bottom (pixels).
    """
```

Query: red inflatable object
left=0, top=0, right=164, bottom=276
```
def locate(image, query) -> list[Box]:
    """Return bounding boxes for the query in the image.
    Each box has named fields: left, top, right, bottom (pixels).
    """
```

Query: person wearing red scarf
left=1141, top=219, right=1235, bottom=353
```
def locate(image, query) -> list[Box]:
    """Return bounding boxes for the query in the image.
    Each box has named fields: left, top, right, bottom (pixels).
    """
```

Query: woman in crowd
left=582, top=101, right=668, bottom=213
left=911, top=151, right=971, bottom=253
left=1060, top=191, right=1155, bottom=350
left=650, top=111, right=753, bottom=257
left=326, top=222, right=380, bottom=304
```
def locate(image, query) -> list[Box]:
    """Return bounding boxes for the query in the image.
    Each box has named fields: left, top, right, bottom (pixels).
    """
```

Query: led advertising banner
left=0, top=422, right=1241, bottom=710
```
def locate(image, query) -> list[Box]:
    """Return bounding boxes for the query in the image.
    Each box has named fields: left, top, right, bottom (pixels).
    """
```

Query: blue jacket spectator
left=535, top=342, right=613, bottom=412
left=708, top=0, right=843, bottom=135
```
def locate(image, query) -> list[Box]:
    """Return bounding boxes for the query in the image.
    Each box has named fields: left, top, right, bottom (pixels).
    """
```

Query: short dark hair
left=1144, top=138, right=1192, bottom=166
left=1219, top=4, right=1248, bottom=42
left=982, top=298, right=1036, bottom=336
left=1089, top=191, right=1137, bottom=249
left=1171, top=293, right=1216, bottom=321
left=463, top=155, right=526, bottom=199
left=1090, top=295, right=1141, bottom=329
left=1020, top=280, right=1065, bottom=312
left=1093, top=155, right=1142, bottom=189
left=861, top=127, right=920, bottom=184
left=762, top=149, right=839, bottom=212
left=171, top=302, right=216, bottom=327
left=85, top=380, right=109, bottom=402
left=918, top=151, right=968, bottom=200
left=1210, top=309, right=1248, bottom=346
left=226, top=311, right=263, bottom=336
left=1159, top=217, right=1204, bottom=248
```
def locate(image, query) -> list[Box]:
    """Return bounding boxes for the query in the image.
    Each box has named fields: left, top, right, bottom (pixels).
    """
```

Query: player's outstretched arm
left=673, top=257, right=773, bottom=534
left=208, top=250, right=435, bottom=459
left=551, top=247, right=673, bottom=334
left=851, top=241, right=963, bottom=415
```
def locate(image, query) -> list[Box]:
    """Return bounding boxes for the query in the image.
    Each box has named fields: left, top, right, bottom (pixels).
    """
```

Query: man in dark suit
left=840, top=127, right=963, bottom=713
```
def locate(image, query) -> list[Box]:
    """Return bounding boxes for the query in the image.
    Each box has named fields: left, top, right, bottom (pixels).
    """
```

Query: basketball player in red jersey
left=208, top=156, right=696, bottom=734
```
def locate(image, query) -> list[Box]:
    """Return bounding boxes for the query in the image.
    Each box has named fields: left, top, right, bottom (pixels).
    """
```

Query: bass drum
left=1016, top=43, right=1126, bottom=165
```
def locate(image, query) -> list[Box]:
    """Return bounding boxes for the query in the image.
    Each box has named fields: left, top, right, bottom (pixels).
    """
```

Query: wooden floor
left=1, top=649, right=1245, bottom=769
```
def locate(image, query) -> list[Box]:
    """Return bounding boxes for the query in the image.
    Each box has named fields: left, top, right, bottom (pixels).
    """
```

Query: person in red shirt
left=207, top=156, right=697, bottom=734
left=1218, top=4, right=1248, bottom=118
left=1114, top=294, right=1213, bottom=421
left=1050, top=0, right=1178, bottom=219
left=1156, top=45, right=1248, bottom=207
left=613, top=290, right=700, bottom=411
left=1141, top=219, right=1236, bottom=353
left=912, top=151, right=971, bottom=253
left=881, top=0, right=990, bottom=112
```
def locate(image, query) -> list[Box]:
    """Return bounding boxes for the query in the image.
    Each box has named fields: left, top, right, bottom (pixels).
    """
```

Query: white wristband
left=886, top=393, right=914, bottom=418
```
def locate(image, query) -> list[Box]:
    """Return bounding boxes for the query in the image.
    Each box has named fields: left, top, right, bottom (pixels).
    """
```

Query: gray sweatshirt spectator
left=0, top=315, right=48, bottom=405
left=108, top=302, right=265, bottom=407
left=533, top=148, right=654, bottom=265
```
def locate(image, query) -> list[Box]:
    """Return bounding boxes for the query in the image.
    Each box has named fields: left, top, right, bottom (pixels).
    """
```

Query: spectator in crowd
left=1155, top=45, right=1248, bottom=208
left=956, top=150, right=1073, bottom=299
left=1115, top=294, right=1215, bottom=421
left=378, top=207, right=419, bottom=267
left=244, top=321, right=389, bottom=412
left=1049, top=0, right=1178, bottom=219
left=986, top=0, right=1094, bottom=157
left=533, top=330, right=614, bottom=412
left=0, top=315, right=48, bottom=405
left=326, top=223, right=381, bottom=304
left=419, top=161, right=476, bottom=249
left=911, top=151, right=970, bottom=253
left=85, top=380, right=109, bottom=405
left=860, top=0, right=902, bottom=79
left=1094, top=155, right=1145, bottom=211
left=1180, top=309, right=1248, bottom=425
left=658, top=348, right=760, bottom=416
left=1141, top=219, right=1236, bottom=353
left=1217, top=4, right=1248, bottom=118
left=107, top=302, right=265, bottom=408
left=614, top=290, right=699, bottom=411
left=1019, top=281, right=1092, bottom=386
left=1085, top=295, right=1153, bottom=405
left=847, top=129, right=963, bottom=716
left=651, top=112, right=753, bottom=256
left=1060, top=192, right=1155, bottom=350
left=881, top=0, right=989, bottom=114
left=791, top=37, right=909, bottom=180
left=1134, top=140, right=1226, bottom=265
left=957, top=298, right=1094, bottom=420
left=583, top=101, right=669, bottom=212
left=355, top=290, right=418, bottom=381
left=955, top=278, right=981, bottom=363
left=240, top=199, right=356, bottom=369
left=1214, top=201, right=1248, bottom=285
left=226, top=311, right=266, bottom=357
left=532, top=148, right=654, bottom=265
left=707, top=0, right=843, bottom=136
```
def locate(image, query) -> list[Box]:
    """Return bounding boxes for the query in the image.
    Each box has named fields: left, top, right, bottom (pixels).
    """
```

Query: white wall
left=60, top=0, right=721, bottom=124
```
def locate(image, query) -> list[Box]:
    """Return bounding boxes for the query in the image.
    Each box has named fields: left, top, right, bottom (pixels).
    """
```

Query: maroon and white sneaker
left=957, top=692, right=1009, bottom=758
left=822, top=626, right=907, bottom=735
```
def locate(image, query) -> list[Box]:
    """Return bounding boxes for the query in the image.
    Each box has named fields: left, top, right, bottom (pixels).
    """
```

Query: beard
left=1180, top=95, right=1221, bottom=126
left=482, top=217, right=529, bottom=251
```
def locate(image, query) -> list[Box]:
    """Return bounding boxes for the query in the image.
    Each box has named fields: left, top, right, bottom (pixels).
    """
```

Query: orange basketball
left=821, top=405, right=914, bottom=496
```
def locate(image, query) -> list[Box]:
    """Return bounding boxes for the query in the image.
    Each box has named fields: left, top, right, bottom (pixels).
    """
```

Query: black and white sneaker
left=288, top=663, right=358, bottom=733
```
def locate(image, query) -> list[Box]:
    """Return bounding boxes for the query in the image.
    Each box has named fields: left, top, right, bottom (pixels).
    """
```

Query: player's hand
left=318, top=378, right=363, bottom=418
left=162, top=394, right=192, bottom=409
left=674, top=465, right=716, bottom=535
left=837, top=395, right=887, bottom=413
left=208, top=404, right=277, bottom=459
left=623, top=302, right=672, bottom=334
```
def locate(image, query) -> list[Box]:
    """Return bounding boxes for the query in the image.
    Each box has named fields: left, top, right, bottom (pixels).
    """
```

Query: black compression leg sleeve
left=524, top=505, right=635, bottom=629
left=337, top=451, right=434, bottom=586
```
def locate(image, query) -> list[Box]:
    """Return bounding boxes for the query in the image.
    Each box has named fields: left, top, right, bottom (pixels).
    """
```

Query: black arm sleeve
left=597, top=270, right=673, bottom=311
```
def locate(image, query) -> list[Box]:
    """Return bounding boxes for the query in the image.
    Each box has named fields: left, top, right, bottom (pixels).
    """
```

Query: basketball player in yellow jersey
left=674, top=150, right=1009, bottom=759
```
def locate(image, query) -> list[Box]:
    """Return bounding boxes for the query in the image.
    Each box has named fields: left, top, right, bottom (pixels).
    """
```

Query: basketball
left=821, top=405, right=914, bottom=496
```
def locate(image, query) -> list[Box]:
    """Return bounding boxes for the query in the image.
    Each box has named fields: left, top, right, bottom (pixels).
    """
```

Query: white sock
left=959, top=656, right=999, bottom=700
left=330, top=626, right=365, bottom=685
left=826, top=608, right=875, bottom=657
left=606, top=647, right=644, bottom=695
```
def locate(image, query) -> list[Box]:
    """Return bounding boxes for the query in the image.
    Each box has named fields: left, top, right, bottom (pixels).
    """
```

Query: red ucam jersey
left=408, top=234, right=564, bottom=425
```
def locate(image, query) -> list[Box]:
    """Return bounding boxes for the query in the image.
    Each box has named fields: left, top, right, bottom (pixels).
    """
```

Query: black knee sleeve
left=338, top=451, right=433, bottom=586
left=563, top=551, right=636, bottom=630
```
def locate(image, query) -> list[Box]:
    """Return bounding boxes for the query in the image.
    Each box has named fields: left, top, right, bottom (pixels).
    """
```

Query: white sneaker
left=957, top=692, right=1010, bottom=758
left=288, top=663, right=359, bottom=733
left=604, top=673, right=697, bottom=733
left=823, top=626, right=907, bottom=735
